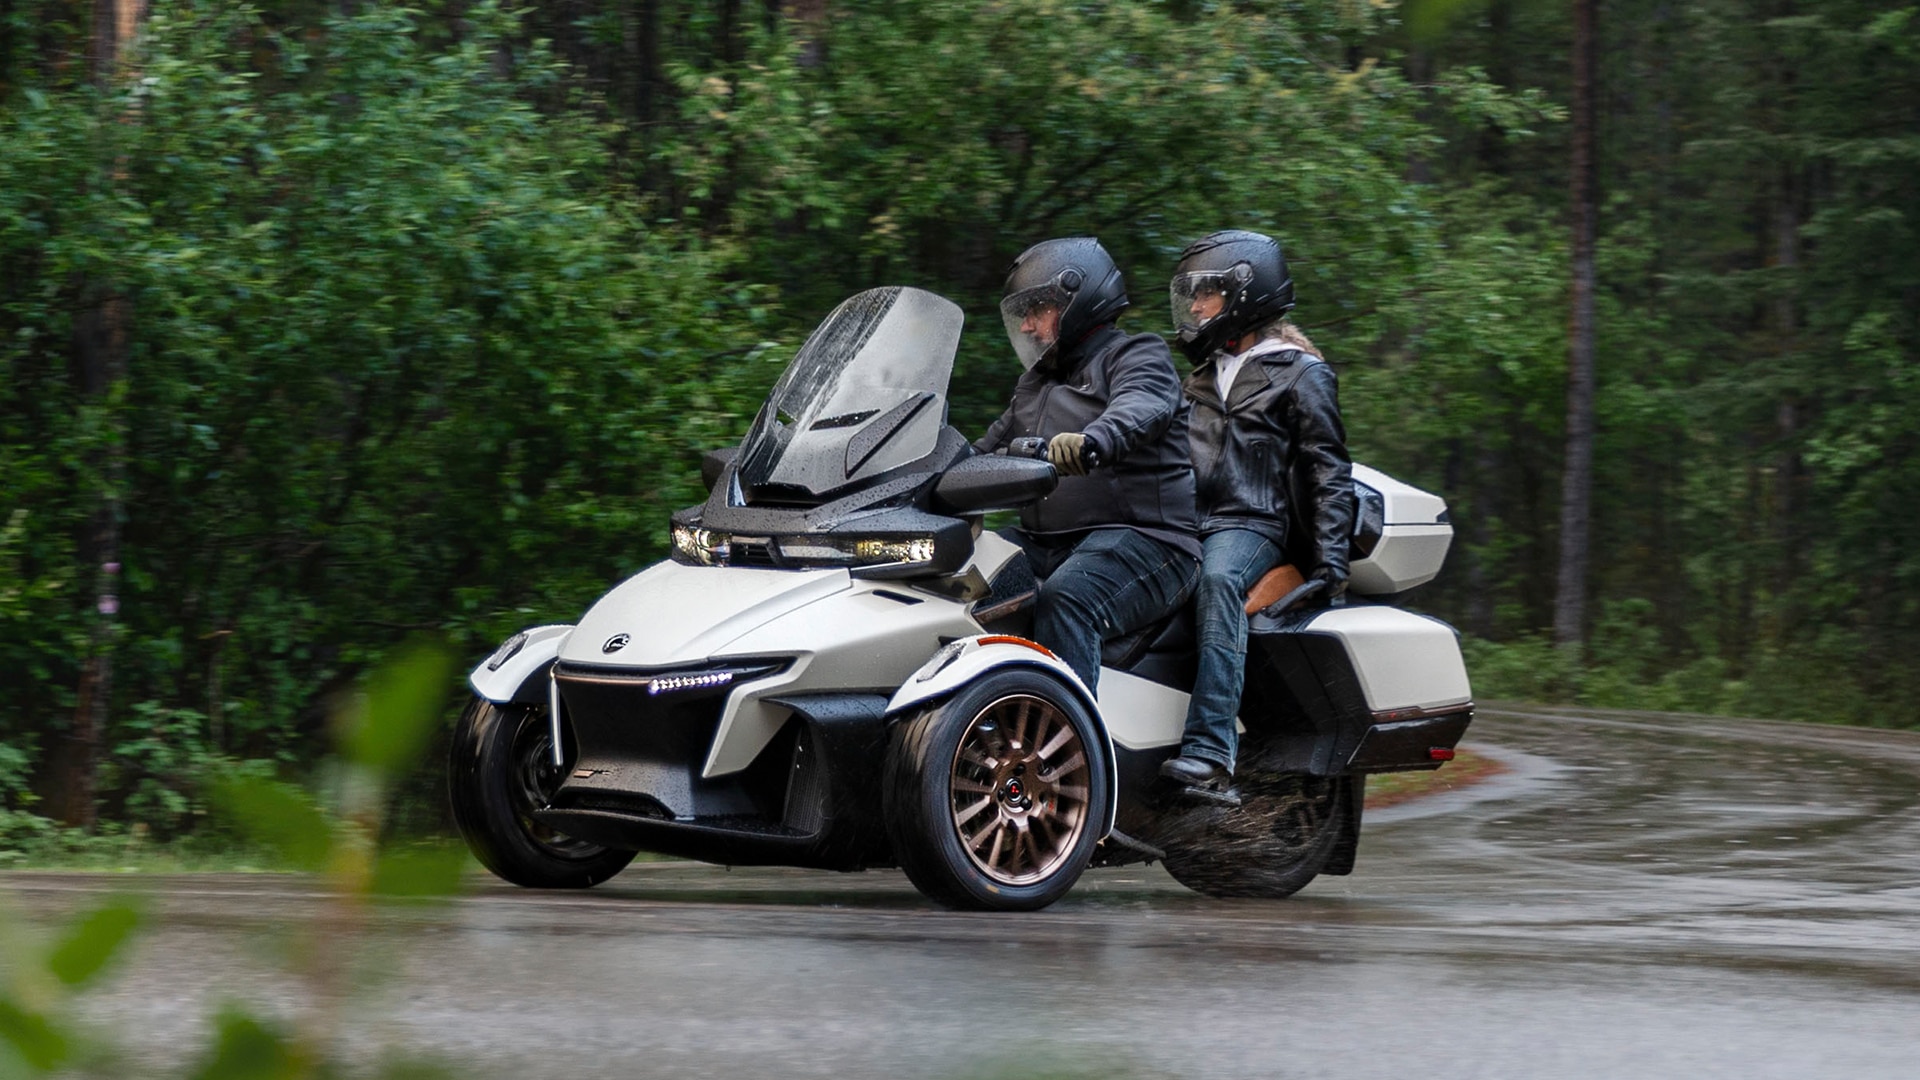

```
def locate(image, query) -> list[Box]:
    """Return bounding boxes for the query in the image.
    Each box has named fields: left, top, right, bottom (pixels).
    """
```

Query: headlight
left=673, top=522, right=939, bottom=572
left=777, top=534, right=937, bottom=569
left=853, top=537, right=937, bottom=565
left=671, top=523, right=728, bottom=566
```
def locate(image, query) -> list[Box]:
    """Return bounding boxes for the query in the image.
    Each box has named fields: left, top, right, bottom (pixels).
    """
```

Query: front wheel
left=448, top=696, right=636, bottom=888
left=883, top=669, right=1111, bottom=911
left=1157, top=771, right=1354, bottom=899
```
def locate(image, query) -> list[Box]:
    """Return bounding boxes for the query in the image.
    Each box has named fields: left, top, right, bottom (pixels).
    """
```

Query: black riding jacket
left=1184, top=346, right=1355, bottom=581
left=975, top=325, right=1202, bottom=559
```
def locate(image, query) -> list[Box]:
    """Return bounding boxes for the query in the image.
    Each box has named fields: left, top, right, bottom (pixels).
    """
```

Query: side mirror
left=933, top=454, right=1057, bottom=514
left=701, top=446, right=738, bottom=490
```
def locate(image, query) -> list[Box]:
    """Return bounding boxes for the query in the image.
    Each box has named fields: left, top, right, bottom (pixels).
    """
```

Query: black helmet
left=1168, top=230, right=1294, bottom=362
left=1000, top=237, right=1129, bottom=371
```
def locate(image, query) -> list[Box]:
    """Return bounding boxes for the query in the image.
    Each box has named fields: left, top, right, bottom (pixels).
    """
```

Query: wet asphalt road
left=7, top=706, right=1920, bottom=1079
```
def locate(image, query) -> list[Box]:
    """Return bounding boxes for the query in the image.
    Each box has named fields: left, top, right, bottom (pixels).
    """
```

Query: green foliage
left=45, top=900, right=143, bottom=988
left=186, top=1009, right=303, bottom=1080
left=109, top=702, right=216, bottom=837
left=0, top=639, right=465, bottom=1077
left=2, top=0, right=1918, bottom=853
left=655, top=0, right=1530, bottom=434
left=335, top=640, right=457, bottom=781
left=207, top=775, right=333, bottom=873
left=0, top=896, right=144, bottom=1075
left=0, top=1, right=758, bottom=836
left=0, top=1000, right=69, bottom=1073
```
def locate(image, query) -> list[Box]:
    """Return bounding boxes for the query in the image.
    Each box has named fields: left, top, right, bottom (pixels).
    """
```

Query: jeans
left=1006, top=527, right=1197, bottom=693
left=1179, top=529, right=1283, bottom=770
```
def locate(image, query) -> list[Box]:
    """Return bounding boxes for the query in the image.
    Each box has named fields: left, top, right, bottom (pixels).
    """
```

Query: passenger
left=974, top=237, right=1201, bottom=692
left=1160, top=230, right=1356, bottom=805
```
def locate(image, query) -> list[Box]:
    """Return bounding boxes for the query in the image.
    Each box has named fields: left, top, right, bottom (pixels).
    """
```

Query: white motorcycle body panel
left=697, top=580, right=982, bottom=776
left=888, top=637, right=1095, bottom=717
left=966, top=528, right=1024, bottom=583
left=560, top=561, right=852, bottom=667
left=1349, top=464, right=1454, bottom=595
left=1093, top=669, right=1191, bottom=751
left=468, top=623, right=574, bottom=703
left=556, top=552, right=1047, bottom=781
left=1301, top=605, right=1472, bottom=712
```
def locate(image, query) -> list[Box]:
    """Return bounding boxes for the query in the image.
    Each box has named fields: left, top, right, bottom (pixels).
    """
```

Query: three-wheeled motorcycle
left=450, top=286, right=1473, bottom=911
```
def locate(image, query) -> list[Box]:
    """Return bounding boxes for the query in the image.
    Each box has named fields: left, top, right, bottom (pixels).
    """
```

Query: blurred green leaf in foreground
left=1, top=640, right=463, bottom=1078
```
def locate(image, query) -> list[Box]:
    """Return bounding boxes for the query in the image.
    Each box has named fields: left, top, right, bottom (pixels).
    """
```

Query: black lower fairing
left=535, top=686, right=895, bottom=871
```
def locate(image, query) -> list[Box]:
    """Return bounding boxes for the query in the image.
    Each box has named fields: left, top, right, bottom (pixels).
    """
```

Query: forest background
left=0, top=0, right=1914, bottom=853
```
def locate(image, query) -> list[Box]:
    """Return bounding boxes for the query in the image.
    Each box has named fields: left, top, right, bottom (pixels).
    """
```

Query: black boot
left=1158, top=755, right=1243, bottom=808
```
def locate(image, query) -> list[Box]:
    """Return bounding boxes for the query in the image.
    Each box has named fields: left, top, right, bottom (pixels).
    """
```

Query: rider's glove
left=1047, top=432, right=1097, bottom=477
left=1310, top=565, right=1349, bottom=600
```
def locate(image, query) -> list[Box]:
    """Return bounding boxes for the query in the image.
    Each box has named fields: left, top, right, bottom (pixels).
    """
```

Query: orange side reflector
left=977, top=635, right=1058, bottom=660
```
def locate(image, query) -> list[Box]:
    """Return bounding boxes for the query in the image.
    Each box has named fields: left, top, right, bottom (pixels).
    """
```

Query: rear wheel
left=1157, top=771, right=1353, bottom=899
left=883, top=669, right=1110, bottom=911
left=448, top=696, right=636, bottom=888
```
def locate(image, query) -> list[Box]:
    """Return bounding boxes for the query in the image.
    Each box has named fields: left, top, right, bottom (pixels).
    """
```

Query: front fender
left=886, top=636, right=1118, bottom=836
left=468, top=625, right=574, bottom=704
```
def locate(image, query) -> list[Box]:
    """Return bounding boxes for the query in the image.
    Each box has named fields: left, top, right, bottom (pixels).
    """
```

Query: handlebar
left=1258, top=577, right=1328, bottom=618
left=1004, top=436, right=1102, bottom=471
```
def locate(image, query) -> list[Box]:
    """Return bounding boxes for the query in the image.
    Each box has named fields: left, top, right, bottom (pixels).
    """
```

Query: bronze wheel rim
left=949, top=693, right=1092, bottom=887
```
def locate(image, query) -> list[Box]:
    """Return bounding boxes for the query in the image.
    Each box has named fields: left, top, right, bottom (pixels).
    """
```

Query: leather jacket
left=975, top=325, right=1202, bottom=559
left=1184, top=345, right=1355, bottom=581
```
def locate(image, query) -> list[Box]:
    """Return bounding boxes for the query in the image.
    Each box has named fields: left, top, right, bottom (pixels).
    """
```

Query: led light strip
left=645, top=670, right=737, bottom=696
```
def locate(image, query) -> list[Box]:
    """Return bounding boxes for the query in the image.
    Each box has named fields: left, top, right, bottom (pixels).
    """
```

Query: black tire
left=448, top=696, right=636, bottom=888
left=883, top=668, right=1111, bottom=911
left=1157, top=770, right=1353, bottom=899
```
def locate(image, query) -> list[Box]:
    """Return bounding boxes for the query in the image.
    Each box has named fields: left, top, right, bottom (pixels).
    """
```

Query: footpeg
left=1170, top=781, right=1243, bottom=809
left=1157, top=755, right=1243, bottom=807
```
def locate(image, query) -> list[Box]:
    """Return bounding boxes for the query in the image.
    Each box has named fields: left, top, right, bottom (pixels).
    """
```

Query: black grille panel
left=551, top=661, right=792, bottom=821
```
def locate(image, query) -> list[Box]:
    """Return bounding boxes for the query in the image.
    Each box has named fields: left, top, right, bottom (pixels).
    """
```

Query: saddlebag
left=1243, top=604, right=1473, bottom=774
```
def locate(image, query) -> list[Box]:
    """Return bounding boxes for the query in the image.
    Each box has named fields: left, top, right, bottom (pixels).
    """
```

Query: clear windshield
left=736, top=287, right=962, bottom=497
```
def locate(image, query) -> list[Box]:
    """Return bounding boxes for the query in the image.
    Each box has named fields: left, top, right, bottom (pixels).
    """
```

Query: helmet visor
left=1170, top=270, right=1234, bottom=341
left=1000, top=284, right=1068, bottom=371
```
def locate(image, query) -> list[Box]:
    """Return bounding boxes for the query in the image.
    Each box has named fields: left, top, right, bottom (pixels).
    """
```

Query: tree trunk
left=1553, top=0, right=1599, bottom=651
left=635, top=0, right=660, bottom=127
left=1767, top=1, right=1802, bottom=642
left=719, top=0, right=742, bottom=66
left=64, top=292, right=131, bottom=831
left=58, top=0, right=146, bottom=829
left=1478, top=0, right=1513, bottom=176
left=783, top=0, right=829, bottom=69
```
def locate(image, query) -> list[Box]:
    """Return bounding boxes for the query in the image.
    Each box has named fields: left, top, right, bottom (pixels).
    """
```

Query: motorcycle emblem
left=602, top=633, right=630, bottom=654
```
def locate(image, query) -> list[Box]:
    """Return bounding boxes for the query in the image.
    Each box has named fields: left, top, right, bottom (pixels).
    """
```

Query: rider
left=974, top=237, right=1201, bottom=692
left=1159, top=230, right=1356, bottom=804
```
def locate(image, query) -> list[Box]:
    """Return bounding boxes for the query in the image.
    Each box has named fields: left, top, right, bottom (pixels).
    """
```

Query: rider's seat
left=1099, top=604, right=1195, bottom=671
left=1242, top=564, right=1305, bottom=614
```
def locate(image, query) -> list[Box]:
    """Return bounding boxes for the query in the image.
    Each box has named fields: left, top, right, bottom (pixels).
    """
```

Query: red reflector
left=1429, top=747, right=1456, bottom=761
left=977, top=635, right=1058, bottom=660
